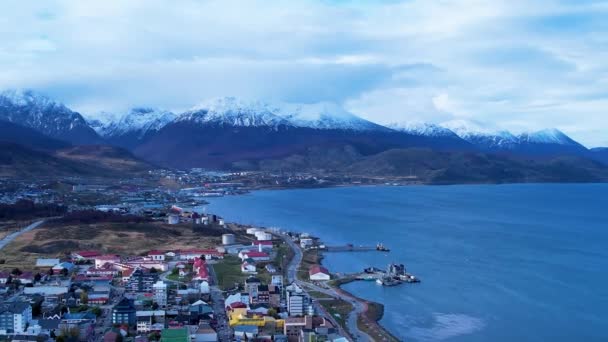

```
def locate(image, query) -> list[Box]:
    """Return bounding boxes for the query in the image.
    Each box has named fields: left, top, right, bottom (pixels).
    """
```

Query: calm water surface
left=207, top=184, right=608, bottom=342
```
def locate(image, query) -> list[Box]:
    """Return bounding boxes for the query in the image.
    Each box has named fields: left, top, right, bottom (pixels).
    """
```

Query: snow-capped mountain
left=93, top=107, right=176, bottom=138
left=176, top=97, right=386, bottom=131
left=442, top=119, right=519, bottom=150
left=387, top=121, right=458, bottom=137
left=178, top=97, right=290, bottom=129
left=441, top=119, right=588, bottom=156
left=518, top=128, right=582, bottom=146
left=0, top=89, right=101, bottom=144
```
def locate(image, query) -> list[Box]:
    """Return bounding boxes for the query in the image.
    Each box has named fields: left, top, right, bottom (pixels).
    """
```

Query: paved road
left=0, top=220, right=45, bottom=250
left=208, top=262, right=233, bottom=342
left=280, top=233, right=372, bottom=342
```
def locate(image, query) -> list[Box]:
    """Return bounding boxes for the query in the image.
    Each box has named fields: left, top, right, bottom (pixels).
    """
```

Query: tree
left=34, top=273, right=42, bottom=282
left=149, top=267, right=158, bottom=274
left=61, top=268, right=69, bottom=277
left=11, top=267, right=22, bottom=275
left=91, top=306, right=102, bottom=316
left=80, top=291, right=89, bottom=305
left=151, top=302, right=159, bottom=310
left=48, top=268, right=54, bottom=276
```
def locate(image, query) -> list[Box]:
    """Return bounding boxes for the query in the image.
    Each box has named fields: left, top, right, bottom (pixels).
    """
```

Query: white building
left=286, top=283, right=306, bottom=317
left=309, top=266, right=331, bottom=281
left=152, top=281, right=167, bottom=307
left=0, top=302, right=32, bottom=334
left=300, top=238, right=314, bottom=249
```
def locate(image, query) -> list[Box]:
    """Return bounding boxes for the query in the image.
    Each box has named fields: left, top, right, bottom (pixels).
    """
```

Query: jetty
left=323, top=242, right=391, bottom=252
left=339, top=263, right=420, bottom=286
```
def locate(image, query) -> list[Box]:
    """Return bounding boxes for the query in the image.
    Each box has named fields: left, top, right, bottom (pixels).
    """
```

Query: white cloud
left=0, top=0, right=608, bottom=146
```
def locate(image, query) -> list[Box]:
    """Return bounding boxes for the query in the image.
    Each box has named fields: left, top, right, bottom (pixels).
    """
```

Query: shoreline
left=230, top=221, right=401, bottom=341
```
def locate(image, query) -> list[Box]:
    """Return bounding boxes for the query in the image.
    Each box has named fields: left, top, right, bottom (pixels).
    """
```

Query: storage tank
left=255, top=232, right=273, bottom=241
left=222, top=233, right=236, bottom=245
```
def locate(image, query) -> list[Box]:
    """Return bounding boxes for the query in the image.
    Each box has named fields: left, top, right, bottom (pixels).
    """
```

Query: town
left=0, top=180, right=408, bottom=342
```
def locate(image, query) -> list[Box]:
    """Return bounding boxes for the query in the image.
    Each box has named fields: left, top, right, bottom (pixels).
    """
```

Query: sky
left=1, top=0, right=607, bottom=147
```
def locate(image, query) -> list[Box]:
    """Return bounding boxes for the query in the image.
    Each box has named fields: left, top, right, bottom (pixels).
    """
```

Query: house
left=238, top=251, right=270, bottom=262
left=112, top=298, right=136, bottom=326
left=136, top=311, right=165, bottom=334
left=148, top=250, right=166, bottom=261
left=71, top=251, right=100, bottom=261
left=52, top=262, right=75, bottom=273
left=252, top=241, right=273, bottom=250
left=309, top=266, right=330, bottom=281
left=0, top=301, right=32, bottom=334
left=300, top=238, right=314, bottom=249
left=86, top=264, right=118, bottom=277
left=193, top=322, right=217, bottom=342
left=241, top=262, right=256, bottom=274
left=192, top=258, right=209, bottom=281
left=35, top=258, right=60, bottom=268
left=95, top=255, right=120, bottom=268
left=199, top=281, right=210, bottom=294
left=0, top=272, right=10, bottom=284
left=15, top=272, right=34, bottom=285
left=189, top=300, right=213, bottom=317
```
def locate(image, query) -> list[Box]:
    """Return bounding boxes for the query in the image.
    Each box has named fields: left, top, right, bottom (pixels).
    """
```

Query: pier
left=323, top=242, right=391, bottom=252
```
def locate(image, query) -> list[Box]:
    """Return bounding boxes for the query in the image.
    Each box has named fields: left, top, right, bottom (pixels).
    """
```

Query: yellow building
left=228, top=308, right=284, bottom=328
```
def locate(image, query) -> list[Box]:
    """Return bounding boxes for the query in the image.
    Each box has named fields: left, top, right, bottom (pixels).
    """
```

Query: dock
left=323, top=242, right=391, bottom=252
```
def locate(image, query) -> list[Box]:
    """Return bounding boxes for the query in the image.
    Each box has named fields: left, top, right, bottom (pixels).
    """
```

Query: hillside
left=0, top=120, right=71, bottom=150
left=0, top=143, right=151, bottom=178
left=239, top=146, right=608, bottom=184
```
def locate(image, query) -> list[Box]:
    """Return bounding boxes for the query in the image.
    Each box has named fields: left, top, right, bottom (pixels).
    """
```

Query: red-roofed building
left=72, top=251, right=101, bottom=261
left=86, top=264, right=118, bottom=277
left=252, top=241, right=273, bottom=249
left=226, top=302, right=247, bottom=311
left=238, top=251, right=270, bottom=262
left=148, top=250, right=166, bottom=261
left=95, top=255, right=120, bottom=268
left=309, top=265, right=330, bottom=281
left=179, top=249, right=224, bottom=261
left=192, top=257, right=209, bottom=281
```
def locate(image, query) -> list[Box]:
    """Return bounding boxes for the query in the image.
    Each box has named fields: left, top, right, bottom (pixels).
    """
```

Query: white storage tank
left=255, top=232, right=273, bottom=241
left=222, top=233, right=236, bottom=245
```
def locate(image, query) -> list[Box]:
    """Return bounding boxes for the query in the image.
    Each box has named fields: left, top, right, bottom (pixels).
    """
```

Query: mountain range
left=0, top=89, right=607, bottom=182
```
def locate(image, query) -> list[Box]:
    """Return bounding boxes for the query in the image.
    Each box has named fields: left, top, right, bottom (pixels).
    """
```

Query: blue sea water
left=207, top=184, right=608, bottom=342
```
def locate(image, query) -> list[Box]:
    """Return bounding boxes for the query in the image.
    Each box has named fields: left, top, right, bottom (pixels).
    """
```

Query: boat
left=376, top=243, right=390, bottom=252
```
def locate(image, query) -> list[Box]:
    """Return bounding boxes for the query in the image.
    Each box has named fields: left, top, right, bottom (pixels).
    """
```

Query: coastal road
left=0, top=220, right=45, bottom=251
left=280, top=233, right=372, bottom=342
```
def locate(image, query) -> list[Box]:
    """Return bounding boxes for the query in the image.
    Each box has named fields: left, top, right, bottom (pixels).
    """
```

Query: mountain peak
left=387, top=121, right=456, bottom=137
left=518, top=128, right=579, bottom=146
left=0, top=89, right=100, bottom=144
left=179, top=97, right=384, bottom=131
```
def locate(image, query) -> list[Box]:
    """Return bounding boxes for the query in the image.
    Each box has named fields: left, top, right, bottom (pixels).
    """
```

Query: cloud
left=0, top=0, right=607, bottom=146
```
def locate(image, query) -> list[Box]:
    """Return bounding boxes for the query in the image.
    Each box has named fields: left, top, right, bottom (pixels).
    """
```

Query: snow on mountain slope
left=387, top=121, right=457, bottom=137
left=94, top=107, right=176, bottom=138
left=518, top=128, right=583, bottom=146
left=179, top=97, right=289, bottom=128
left=0, top=89, right=101, bottom=144
left=177, top=97, right=386, bottom=131
left=441, top=119, right=519, bottom=150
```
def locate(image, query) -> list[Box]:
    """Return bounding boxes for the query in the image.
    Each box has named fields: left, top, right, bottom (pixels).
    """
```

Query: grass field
left=212, top=255, right=246, bottom=290
left=297, top=248, right=322, bottom=280
left=0, top=220, right=228, bottom=271
left=319, top=299, right=353, bottom=332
